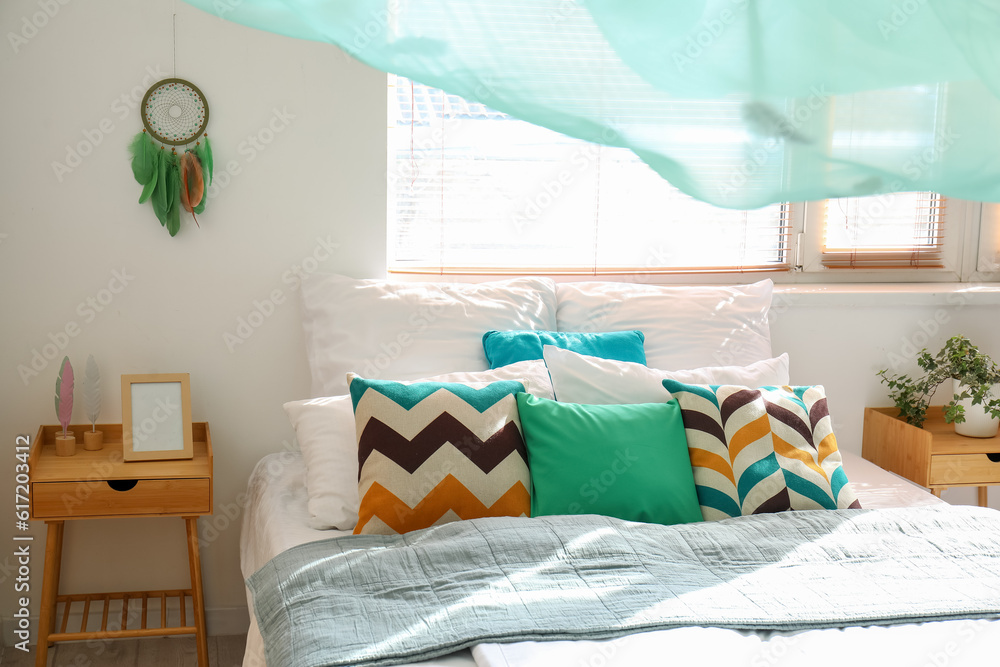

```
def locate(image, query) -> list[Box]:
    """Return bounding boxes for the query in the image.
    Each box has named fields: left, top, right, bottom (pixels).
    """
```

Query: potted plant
left=878, top=335, right=1000, bottom=436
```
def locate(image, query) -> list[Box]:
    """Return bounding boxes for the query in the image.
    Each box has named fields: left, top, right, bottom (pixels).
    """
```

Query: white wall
left=0, top=0, right=385, bottom=640
left=771, top=292, right=1000, bottom=468
left=2, top=0, right=999, bottom=648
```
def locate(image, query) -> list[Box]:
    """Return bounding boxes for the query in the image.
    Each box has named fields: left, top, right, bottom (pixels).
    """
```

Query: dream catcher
left=128, top=78, right=213, bottom=237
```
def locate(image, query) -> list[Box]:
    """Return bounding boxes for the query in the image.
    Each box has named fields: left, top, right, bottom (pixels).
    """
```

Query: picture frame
left=121, top=373, right=194, bottom=461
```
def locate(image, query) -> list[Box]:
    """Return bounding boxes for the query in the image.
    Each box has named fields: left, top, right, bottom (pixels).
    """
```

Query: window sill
left=772, top=282, right=1000, bottom=307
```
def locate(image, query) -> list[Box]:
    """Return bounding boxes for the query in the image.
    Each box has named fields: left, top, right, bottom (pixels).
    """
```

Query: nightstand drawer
left=32, top=478, right=211, bottom=519
left=929, top=454, right=1000, bottom=486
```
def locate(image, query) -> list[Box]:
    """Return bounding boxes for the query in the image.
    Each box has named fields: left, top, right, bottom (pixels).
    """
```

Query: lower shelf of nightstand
left=49, top=589, right=197, bottom=642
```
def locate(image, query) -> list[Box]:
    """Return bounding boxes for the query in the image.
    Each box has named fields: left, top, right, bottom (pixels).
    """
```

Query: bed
left=239, top=274, right=1000, bottom=667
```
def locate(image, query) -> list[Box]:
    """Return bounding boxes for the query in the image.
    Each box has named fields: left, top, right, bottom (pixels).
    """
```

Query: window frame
left=386, top=75, right=1000, bottom=285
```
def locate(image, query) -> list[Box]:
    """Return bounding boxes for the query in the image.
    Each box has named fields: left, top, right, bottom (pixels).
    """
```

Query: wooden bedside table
left=28, top=422, right=213, bottom=667
left=863, top=407, right=1000, bottom=506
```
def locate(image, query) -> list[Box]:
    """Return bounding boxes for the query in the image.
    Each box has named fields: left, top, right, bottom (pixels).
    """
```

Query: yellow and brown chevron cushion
left=661, top=380, right=861, bottom=521
left=347, top=373, right=530, bottom=535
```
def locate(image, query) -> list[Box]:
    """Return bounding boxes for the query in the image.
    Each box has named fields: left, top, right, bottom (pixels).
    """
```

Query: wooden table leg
left=36, top=521, right=64, bottom=667
left=978, top=486, right=988, bottom=507
left=931, top=488, right=943, bottom=498
left=184, top=517, right=209, bottom=667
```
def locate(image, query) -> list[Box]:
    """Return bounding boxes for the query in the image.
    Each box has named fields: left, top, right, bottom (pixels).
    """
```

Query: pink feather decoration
left=54, top=356, right=74, bottom=435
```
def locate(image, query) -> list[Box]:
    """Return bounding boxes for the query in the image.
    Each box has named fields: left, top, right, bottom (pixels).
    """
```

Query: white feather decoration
left=83, top=354, right=101, bottom=431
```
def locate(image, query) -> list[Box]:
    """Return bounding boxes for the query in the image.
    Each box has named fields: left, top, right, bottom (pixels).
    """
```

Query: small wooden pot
left=83, top=430, right=104, bottom=451
left=55, top=432, right=76, bottom=457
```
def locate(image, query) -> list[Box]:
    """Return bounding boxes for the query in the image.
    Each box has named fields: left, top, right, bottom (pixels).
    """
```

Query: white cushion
left=555, top=279, right=774, bottom=370
left=284, top=360, right=554, bottom=531
left=301, top=274, right=558, bottom=396
left=544, top=345, right=790, bottom=405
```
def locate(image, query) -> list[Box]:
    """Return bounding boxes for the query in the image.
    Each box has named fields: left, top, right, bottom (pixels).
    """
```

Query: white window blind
left=820, top=85, right=947, bottom=269
left=821, top=193, right=946, bottom=268
left=387, top=76, right=790, bottom=275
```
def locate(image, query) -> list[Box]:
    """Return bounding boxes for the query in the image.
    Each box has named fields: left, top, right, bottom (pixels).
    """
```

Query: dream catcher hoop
left=128, top=78, right=214, bottom=237
left=140, top=78, right=209, bottom=145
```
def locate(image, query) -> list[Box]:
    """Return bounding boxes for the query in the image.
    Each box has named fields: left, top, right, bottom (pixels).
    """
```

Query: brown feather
left=179, top=152, right=205, bottom=227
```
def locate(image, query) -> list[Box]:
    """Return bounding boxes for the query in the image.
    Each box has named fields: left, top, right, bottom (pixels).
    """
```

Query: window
left=387, top=76, right=994, bottom=282
left=388, top=77, right=790, bottom=275
left=819, top=193, right=945, bottom=269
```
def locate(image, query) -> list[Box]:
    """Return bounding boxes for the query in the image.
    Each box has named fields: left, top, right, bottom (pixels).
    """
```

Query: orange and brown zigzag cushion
left=348, top=374, right=530, bottom=535
left=661, top=380, right=861, bottom=521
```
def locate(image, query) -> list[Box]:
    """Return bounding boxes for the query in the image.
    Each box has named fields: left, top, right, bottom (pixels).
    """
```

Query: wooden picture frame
left=122, top=373, right=193, bottom=461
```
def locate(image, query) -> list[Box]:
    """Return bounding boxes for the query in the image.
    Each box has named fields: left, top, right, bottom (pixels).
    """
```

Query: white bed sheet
left=239, top=451, right=996, bottom=667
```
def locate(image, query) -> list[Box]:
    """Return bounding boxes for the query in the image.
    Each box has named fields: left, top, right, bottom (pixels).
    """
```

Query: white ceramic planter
left=953, top=380, right=1000, bottom=438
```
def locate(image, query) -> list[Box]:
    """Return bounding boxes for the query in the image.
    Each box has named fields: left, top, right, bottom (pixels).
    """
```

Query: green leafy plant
left=878, top=335, right=1000, bottom=428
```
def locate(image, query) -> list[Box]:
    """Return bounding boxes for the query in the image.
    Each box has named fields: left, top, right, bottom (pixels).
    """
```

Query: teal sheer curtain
left=184, top=0, right=1000, bottom=209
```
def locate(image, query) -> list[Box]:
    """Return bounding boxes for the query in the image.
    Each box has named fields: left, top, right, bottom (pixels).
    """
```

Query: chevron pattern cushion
left=661, top=380, right=861, bottom=521
left=348, top=374, right=530, bottom=535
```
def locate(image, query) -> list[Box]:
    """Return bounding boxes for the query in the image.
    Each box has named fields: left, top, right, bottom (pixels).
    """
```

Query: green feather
left=138, top=147, right=160, bottom=204
left=150, top=150, right=176, bottom=228
left=151, top=188, right=168, bottom=226
left=165, top=154, right=181, bottom=237
left=154, top=147, right=170, bottom=212
left=198, top=135, right=214, bottom=185
left=193, top=149, right=209, bottom=215
left=128, top=131, right=156, bottom=185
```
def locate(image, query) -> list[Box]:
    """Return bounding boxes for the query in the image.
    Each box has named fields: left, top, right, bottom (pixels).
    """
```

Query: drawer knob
left=107, top=479, right=138, bottom=492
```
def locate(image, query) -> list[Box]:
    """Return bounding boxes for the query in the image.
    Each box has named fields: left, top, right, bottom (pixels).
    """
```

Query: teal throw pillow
left=483, top=330, right=646, bottom=369
left=515, top=393, right=701, bottom=526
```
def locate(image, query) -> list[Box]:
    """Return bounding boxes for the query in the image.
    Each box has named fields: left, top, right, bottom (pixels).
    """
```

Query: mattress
left=239, top=450, right=993, bottom=667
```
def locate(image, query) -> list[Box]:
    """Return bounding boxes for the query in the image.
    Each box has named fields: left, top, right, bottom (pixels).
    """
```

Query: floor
left=0, top=634, right=247, bottom=667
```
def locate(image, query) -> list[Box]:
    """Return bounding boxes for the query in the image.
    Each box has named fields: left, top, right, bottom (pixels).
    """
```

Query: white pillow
left=283, top=360, right=554, bottom=531
left=555, top=279, right=773, bottom=370
left=301, top=274, right=558, bottom=396
left=544, top=345, right=790, bottom=405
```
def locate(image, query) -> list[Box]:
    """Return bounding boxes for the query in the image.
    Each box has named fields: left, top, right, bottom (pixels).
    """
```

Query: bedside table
left=863, top=407, right=1000, bottom=506
left=28, top=422, right=213, bottom=667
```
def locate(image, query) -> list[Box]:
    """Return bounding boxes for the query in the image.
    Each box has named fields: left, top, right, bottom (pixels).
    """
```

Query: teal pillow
left=515, top=393, right=702, bottom=525
left=483, top=330, right=646, bottom=369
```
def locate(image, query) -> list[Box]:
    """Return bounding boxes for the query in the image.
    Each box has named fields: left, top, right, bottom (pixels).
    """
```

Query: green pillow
left=515, top=393, right=702, bottom=526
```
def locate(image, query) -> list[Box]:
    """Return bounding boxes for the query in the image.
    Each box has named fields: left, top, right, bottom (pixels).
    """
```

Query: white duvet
left=240, top=451, right=999, bottom=667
